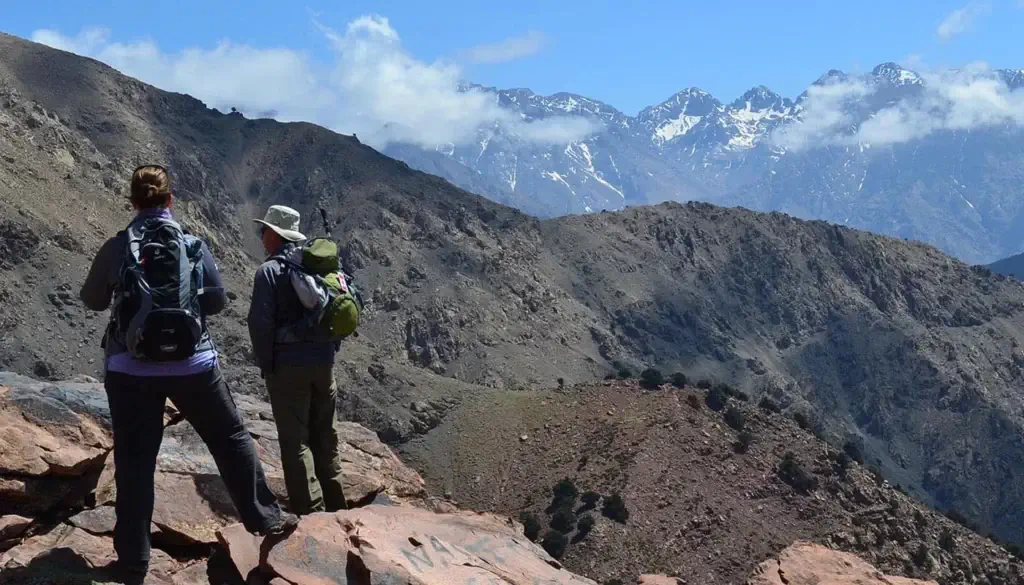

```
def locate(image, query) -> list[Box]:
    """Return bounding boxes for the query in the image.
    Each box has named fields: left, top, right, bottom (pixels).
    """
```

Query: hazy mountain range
left=386, top=63, right=1024, bottom=264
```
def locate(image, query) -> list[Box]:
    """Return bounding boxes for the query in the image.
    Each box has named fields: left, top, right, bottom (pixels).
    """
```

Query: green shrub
left=603, top=373, right=616, bottom=381
left=580, top=491, right=601, bottom=510
left=519, top=512, right=542, bottom=541
left=616, top=368, right=633, bottom=380
left=602, top=492, right=630, bottom=523
left=912, top=543, right=932, bottom=569
left=734, top=430, right=754, bottom=454
left=793, top=412, right=811, bottom=430
left=724, top=406, right=746, bottom=431
left=640, top=368, right=665, bottom=388
left=833, top=451, right=852, bottom=476
left=777, top=452, right=818, bottom=494
left=843, top=439, right=865, bottom=465
left=552, top=478, right=579, bottom=503
left=550, top=506, right=577, bottom=534
left=671, top=372, right=688, bottom=388
left=557, top=377, right=566, bottom=388
left=685, top=393, right=702, bottom=409
left=696, top=379, right=712, bottom=390
left=541, top=530, right=568, bottom=559
left=758, top=396, right=781, bottom=414
left=939, top=527, right=956, bottom=552
left=706, top=386, right=728, bottom=412
left=576, top=514, right=596, bottom=536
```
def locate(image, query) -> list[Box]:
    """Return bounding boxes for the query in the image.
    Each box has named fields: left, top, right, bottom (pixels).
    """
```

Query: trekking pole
left=318, top=207, right=332, bottom=239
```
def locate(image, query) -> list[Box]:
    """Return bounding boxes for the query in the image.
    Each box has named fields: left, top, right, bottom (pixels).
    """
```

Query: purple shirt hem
left=106, top=350, right=219, bottom=377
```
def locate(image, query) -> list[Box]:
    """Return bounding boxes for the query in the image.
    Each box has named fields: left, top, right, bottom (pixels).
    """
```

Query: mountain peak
left=871, top=62, right=922, bottom=86
left=731, top=85, right=790, bottom=111
left=813, top=69, right=849, bottom=86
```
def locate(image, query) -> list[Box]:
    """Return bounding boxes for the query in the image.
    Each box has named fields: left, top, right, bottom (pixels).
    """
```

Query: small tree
left=706, top=386, right=728, bottom=412
left=778, top=452, right=818, bottom=494
left=912, top=543, right=932, bottom=569
left=541, top=530, right=568, bottom=559
left=843, top=439, right=866, bottom=465
left=758, top=396, right=781, bottom=414
left=616, top=367, right=633, bottom=380
left=640, top=368, right=665, bottom=389
left=576, top=514, right=596, bottom=537
left=939, top=527, right=956, bottom=552
left=557, top=377, right=566, bottom=388
left=552, top=478, right=579, bottom=503
left=602, top=493, right=630, bottom=523
left=724, top=406, right=746, bottom=431
left=550, top=506, right=577, bottom=534
left=519, top=512, right=542, bottom=541
left=696, top=379, right=713, bottom=390
left=580, top=491, right=602, bottom=511
left=793, top=411, right=811, bottom=430
left=671, top=372, right=688, bottom=388
left=734, top=430, right=754, bottom=454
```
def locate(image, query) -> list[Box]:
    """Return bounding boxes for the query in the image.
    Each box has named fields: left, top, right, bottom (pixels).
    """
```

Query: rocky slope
left=0, top=371, right=996, bottom=585
left=401, top=380, right=1024, bottom=585
left=5, top=33, right=1024, bottom=548
left=388, top=66, right=1024, bottom=264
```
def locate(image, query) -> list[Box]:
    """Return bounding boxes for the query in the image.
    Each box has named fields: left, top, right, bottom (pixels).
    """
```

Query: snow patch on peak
left=872, top=62, right=922, bottom=86
left=653, top=114, right=703, bottom=144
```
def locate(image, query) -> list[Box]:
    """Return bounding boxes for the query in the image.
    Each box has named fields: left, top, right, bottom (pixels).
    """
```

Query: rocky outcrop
left=748, top=542, right=938, bottom=585
left=0, top=372, right=426, bottom=550
left=217, top=505, right=596, bottom=585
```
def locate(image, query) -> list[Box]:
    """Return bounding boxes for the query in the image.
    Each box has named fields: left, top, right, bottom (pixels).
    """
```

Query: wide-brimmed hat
left=254, top=205, right=306, bottom=242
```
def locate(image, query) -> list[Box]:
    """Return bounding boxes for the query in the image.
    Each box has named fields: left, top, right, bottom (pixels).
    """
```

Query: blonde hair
left=130, top=165, right=171, bottom=209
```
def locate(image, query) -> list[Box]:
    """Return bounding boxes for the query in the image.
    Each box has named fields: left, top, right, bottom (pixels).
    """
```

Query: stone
left=0, top=523, right=183, bottom=584
left=747, top=541, right=938, bottom=585
left=638, top=576, right=679, bottom=585
left=218, top=505, right=597, bottom=585
left=0, top=515, right=32, bottom=544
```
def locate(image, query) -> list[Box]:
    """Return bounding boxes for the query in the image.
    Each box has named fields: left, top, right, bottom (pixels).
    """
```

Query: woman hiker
left=80, top=165, right=298, bottom=583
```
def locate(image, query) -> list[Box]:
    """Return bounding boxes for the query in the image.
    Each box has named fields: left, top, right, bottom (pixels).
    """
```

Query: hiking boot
left=102, top=560, right=148, bottom=585
left=258, top=512, right=300, bottom=561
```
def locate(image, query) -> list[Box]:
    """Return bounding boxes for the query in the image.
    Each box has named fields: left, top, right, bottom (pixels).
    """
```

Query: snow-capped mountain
left=386, top=63, right=1024, bottom=263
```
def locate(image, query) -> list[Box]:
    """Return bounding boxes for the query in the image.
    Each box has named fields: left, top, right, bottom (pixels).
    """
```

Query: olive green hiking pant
left=265, top=364, right=347, bottom=515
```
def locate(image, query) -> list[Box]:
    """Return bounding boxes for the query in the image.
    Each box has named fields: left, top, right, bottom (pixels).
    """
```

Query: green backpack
left=284, top=238, right=363, bottom=340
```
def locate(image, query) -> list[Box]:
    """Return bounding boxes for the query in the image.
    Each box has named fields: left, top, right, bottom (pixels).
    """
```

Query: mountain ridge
left=6, top=32, right=1024, bottom=551
left=389, top=61, right=1024, bottom=264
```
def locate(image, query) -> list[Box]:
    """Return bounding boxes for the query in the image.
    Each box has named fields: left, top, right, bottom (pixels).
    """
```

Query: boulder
left=218, top=505, right=597, bottom=585
left=0, top=372, right=428, bottom=547
left=0, top=523, right=191, bottom=584
left=0, top=373, right=112, bottom=515
left=748, top=541, right=939, bottom=585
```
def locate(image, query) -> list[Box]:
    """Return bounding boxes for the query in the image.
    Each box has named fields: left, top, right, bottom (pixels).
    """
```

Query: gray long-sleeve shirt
left=246, top=243, right=337, bottom=375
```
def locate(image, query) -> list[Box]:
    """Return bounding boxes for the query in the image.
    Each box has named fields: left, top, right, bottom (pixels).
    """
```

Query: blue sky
left=6, top=0, right=1024, bottom=115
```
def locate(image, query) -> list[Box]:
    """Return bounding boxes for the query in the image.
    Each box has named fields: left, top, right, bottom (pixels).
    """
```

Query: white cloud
left=937, top=2, right=991, bottom=41
left=773, top=63, right=1024, bottom=150
left=772, top=80, right=873, bottom=150
left=462, top=30, right=548, bottom=64
left=30, top=17, right=598, bottom=149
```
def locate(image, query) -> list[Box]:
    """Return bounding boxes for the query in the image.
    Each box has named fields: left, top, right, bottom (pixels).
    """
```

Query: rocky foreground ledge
left=0, top=373, right=938, bottom=584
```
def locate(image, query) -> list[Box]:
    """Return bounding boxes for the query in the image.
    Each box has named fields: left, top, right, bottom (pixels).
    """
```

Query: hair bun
left=146, top=184, right=159, bottom=198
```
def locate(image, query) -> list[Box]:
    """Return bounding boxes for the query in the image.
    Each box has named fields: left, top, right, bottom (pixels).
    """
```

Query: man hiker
left=80, top=166, right=298, bottom=584
left=248, top=205, right=348, bottom=514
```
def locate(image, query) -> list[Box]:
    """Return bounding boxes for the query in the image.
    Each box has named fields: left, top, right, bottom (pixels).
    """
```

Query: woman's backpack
left=114, top=216, right=206, bottom=361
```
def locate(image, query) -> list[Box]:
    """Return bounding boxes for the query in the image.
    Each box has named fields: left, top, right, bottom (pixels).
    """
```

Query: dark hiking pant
left=104, top=368, right=283, bottom=566
left=265, top=363, right=347, bottom=515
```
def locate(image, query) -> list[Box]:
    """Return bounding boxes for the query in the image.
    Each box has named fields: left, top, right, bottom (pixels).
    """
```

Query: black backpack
left=112, top=216, right=206, bottom=361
